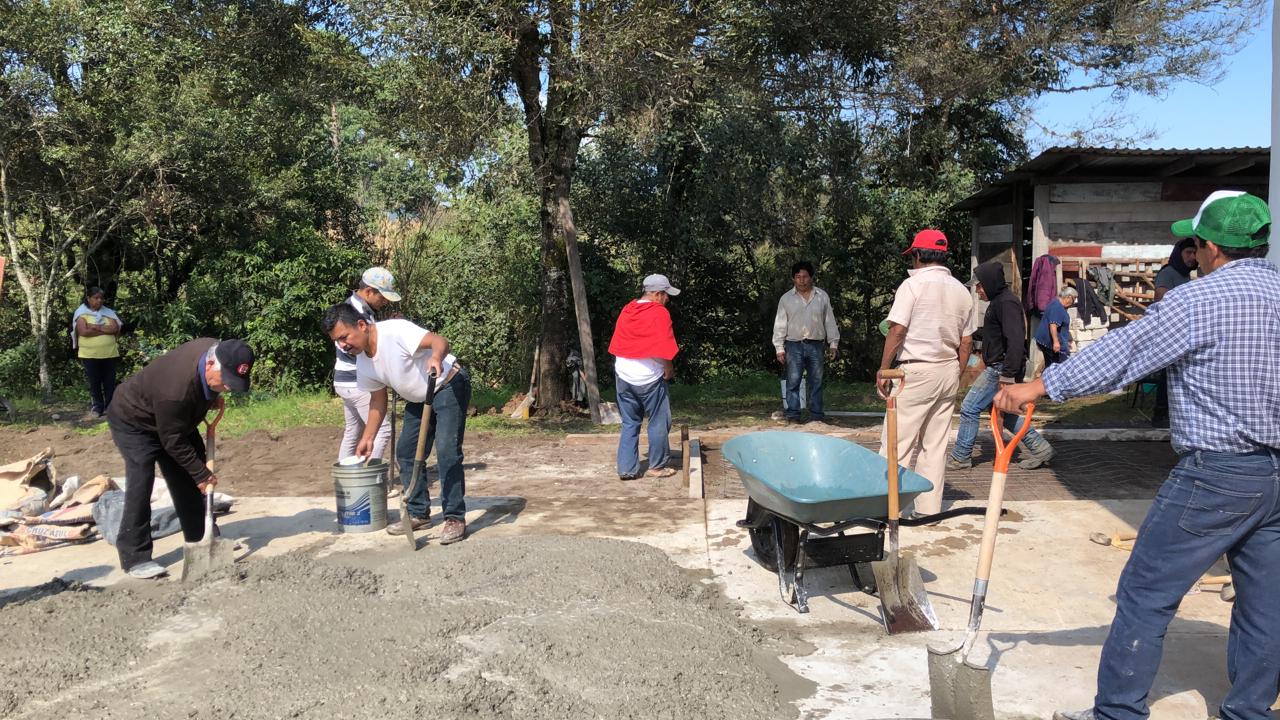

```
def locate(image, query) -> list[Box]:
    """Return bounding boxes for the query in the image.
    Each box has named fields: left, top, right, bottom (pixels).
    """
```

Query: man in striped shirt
left=334, top=267, right=398, bottom=462
left=995, top=192, right=1279, bottom=720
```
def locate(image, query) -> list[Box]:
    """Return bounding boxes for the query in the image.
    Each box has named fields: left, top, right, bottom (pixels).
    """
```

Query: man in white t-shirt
left=876, top=229, right=976, bottom=518
left=323, top=303, right=472, bottom=544
left=606, top=274, right=681, bottom=480
left=332, top=267, right=397, bottom=462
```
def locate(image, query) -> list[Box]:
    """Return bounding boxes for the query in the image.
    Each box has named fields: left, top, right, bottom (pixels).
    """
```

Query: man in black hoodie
left=947, top=261, right=1055, bottom=469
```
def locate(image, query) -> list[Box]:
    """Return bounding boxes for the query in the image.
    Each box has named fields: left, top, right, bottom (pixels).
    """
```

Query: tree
left=355, top=0, right=701, bottom=415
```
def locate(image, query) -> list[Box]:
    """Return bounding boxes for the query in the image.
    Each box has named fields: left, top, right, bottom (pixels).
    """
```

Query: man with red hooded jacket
left=608, top=274, right=681, bottom=480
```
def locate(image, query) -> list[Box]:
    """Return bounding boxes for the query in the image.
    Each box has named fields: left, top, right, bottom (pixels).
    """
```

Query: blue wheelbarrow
left=726, top=431, right=988, bottom=615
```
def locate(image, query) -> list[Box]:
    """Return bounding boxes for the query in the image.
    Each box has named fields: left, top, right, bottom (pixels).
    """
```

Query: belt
left=436, top=365, right=462, bottom=392
left=789, top=338, right=827, bottom=344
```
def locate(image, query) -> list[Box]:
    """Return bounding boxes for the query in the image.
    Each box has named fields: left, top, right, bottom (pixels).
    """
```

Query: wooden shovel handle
left=877, top=370, right=904, bottom=521
left=975, top=404, right=1034, bottom=584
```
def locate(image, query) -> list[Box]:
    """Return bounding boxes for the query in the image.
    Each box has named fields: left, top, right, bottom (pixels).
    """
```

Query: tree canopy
left=0, top=0, right=1263, bottom=404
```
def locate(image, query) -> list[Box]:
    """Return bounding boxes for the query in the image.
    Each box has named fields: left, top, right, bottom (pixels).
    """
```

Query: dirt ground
left=1, top=535, right=811, bottom=719
left=0, top=425, right=692, bottom=500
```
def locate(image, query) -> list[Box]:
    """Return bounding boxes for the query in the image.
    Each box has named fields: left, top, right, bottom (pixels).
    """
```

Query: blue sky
left=1030, top=5, right=1271, bottom=150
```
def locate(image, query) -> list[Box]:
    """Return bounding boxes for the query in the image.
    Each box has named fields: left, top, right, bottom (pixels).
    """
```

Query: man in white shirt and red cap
left=877, top=229, right=976, bottom=518
left=608, top=274, right=681, bottom=480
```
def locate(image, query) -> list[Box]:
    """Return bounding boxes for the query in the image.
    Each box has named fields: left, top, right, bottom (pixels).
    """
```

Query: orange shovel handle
left=990, top=403, right=1035, bottom=474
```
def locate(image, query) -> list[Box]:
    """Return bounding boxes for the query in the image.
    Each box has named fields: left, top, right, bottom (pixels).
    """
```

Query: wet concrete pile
left=2, top=536, right=807, bottom=719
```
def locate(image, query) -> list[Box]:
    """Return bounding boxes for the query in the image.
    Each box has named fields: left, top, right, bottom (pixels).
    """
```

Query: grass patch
left=3, top=373, right=1158, bottom=438
left=220, top=391, right=343, bottom=438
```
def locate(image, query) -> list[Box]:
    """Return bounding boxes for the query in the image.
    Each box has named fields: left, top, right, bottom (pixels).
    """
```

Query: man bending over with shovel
left=108, top=338, right=255, bottom=579
left=995, top=192, right=1279, bottom=720
left=323, top=303, right=471, bottom=544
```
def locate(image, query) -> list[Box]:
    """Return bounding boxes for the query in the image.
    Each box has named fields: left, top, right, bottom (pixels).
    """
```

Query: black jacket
left=975, top=262, right=1027, bottom=381
left=107, top=338, right=219, bottom=483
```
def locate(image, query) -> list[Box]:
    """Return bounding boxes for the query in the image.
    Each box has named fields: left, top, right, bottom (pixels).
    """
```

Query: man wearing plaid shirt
left=996, top=192, right=1278, bottom=720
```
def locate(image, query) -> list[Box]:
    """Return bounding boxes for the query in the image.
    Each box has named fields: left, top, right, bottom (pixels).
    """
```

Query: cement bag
left=0, top=448, right=58, bottom=515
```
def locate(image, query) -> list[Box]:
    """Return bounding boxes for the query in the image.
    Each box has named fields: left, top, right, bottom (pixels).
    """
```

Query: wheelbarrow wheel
left=749, top=524, right=779, bottom=572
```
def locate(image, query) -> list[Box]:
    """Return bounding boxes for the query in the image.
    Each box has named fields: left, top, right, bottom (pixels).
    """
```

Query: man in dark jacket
left=947, top=262, right=1054, bottom=470
left=107, top=338, right=254, bottom=578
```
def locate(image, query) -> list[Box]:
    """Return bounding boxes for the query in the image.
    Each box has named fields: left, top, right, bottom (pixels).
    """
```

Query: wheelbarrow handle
left=989, top=403, right=1036, bottom=476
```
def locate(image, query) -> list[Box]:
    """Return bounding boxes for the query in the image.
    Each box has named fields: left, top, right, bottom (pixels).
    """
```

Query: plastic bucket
left=332, top=459, right=389, bottom=533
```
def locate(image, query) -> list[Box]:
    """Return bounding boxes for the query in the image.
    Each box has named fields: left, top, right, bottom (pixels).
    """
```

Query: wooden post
left=681, top=425, right=690, bottom=488
left=558, top=197, right=603, bottom=424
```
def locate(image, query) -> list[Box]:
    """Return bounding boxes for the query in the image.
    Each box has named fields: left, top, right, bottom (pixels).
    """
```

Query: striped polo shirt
left=333, top=294, right=376, bottom=388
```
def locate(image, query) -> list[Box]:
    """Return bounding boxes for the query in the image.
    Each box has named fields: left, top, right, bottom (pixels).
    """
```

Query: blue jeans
left=396, top=368, right=470, bottom=520
left=950, top=364, right=1052, bottom=461
left=784, top=340, right=825, bottom=420
left=616, top=377, right=671, bottom=477
left=1093, top=450, right=1280, bottom=720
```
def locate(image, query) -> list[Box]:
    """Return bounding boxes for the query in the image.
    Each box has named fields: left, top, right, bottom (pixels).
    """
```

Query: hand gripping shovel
left=872, top=369, right=940, bottom=634
left=181, top=403, right=237, bottom=582
left=927, top=403, right=1035, bottom=720
left=399, top=372, right=437, bottom=549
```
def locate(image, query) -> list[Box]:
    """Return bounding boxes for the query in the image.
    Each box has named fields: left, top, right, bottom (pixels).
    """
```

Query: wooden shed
left=955, top=146, right=1270, bottom=377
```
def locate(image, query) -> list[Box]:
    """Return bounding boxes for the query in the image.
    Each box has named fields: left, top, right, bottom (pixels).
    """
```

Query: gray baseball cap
left=642, top=273, right=681, bottom=295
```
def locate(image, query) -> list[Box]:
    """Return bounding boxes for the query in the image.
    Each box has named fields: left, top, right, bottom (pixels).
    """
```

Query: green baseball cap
left=1171, top=191, right=1271, bottom=248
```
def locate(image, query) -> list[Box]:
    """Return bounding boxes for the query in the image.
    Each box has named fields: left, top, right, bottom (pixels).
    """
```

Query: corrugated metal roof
left=955, top=146, right=1271, bottom=210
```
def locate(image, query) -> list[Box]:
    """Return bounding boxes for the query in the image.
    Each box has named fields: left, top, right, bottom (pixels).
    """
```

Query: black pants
left=109, top=420, right=209, bottom=570
left=82, top=357, right=118, bottom=415
left=1036, top=342, right=1067, bottom=370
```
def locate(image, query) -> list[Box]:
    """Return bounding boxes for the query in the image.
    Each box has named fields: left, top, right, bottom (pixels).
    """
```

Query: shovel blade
left=928, top=644, right=995, bottom=720
left=180, top=537, right=237, bottom=583
left=871, top=551, right=939, bottom=634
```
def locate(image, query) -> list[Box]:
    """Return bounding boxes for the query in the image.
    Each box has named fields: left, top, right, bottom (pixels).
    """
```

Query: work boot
left=946, top=455, right=972, bottom=470
left=439, top=518, right=466, bottom=545
left=386, top=516, right=429, bottom=535
left=1019, top=446, right=1056, bottom=470
left=126, top=561, right=168, bottom=579
left=1052, top=710, right=1097, bottom=720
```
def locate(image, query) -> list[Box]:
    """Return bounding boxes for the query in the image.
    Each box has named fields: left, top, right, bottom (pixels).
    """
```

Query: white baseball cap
left=361, top=266, right=401, bottom=302
left=642, top=273, right=681, bottom=295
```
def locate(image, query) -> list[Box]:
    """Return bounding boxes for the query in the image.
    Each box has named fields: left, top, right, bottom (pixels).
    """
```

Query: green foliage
left=390, top=130, right=543, bottom=388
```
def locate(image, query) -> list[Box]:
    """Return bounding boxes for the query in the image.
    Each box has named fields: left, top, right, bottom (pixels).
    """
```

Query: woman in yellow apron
left=72, top=287, right=121, bottom=418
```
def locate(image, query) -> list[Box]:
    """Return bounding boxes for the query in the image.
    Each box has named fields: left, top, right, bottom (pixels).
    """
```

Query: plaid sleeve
left=1042, top=296, right=1195, bottom=402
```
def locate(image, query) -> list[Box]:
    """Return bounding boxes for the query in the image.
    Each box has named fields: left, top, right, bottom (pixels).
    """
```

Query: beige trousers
left=878, top=359, right=960, bottom=516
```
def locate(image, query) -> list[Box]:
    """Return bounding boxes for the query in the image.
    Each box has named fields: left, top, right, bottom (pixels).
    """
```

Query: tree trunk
left=533, top=180, right=570, bottom=414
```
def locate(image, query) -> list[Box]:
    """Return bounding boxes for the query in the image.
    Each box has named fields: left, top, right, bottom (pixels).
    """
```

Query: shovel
left=398, top=372, right=437, bottom=549
left=871, top=369, right=940, bottom=634
left=927, top=402, right=1035, bottom=720
left=181, top=403, right=236, bottom=582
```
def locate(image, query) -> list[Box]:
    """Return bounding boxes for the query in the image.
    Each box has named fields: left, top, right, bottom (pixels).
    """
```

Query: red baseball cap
left=903, top=229, right=948, bottom=255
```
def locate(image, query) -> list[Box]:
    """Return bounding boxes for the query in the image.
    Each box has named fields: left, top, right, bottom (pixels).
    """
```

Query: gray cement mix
left=2, top=535, right=813, bottom=719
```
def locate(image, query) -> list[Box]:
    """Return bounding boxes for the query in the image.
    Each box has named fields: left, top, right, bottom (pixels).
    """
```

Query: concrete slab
left=705, top=498, right=1236, bottom=720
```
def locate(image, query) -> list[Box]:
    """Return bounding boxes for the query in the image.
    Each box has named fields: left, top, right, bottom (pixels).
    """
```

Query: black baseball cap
left=215, top=339, right=255, bottom=393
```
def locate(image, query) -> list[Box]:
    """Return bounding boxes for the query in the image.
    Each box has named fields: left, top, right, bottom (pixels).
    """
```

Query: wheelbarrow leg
left=794, top=528, right=811, bottom=613
left=771, top=516, right=807, bottom=613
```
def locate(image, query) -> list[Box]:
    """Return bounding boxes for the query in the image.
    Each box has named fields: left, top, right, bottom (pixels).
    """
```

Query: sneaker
left=386, top=516, right=429, bottom=535
left=619, top=473, right=640, bottom=481
left=439, top=518, right=466, bottom=545
left=946, top=455, right=972, bottom=470
left=126, top=561, right=168, bottom=579
left=1053, top=710, right=1097, bottom=720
